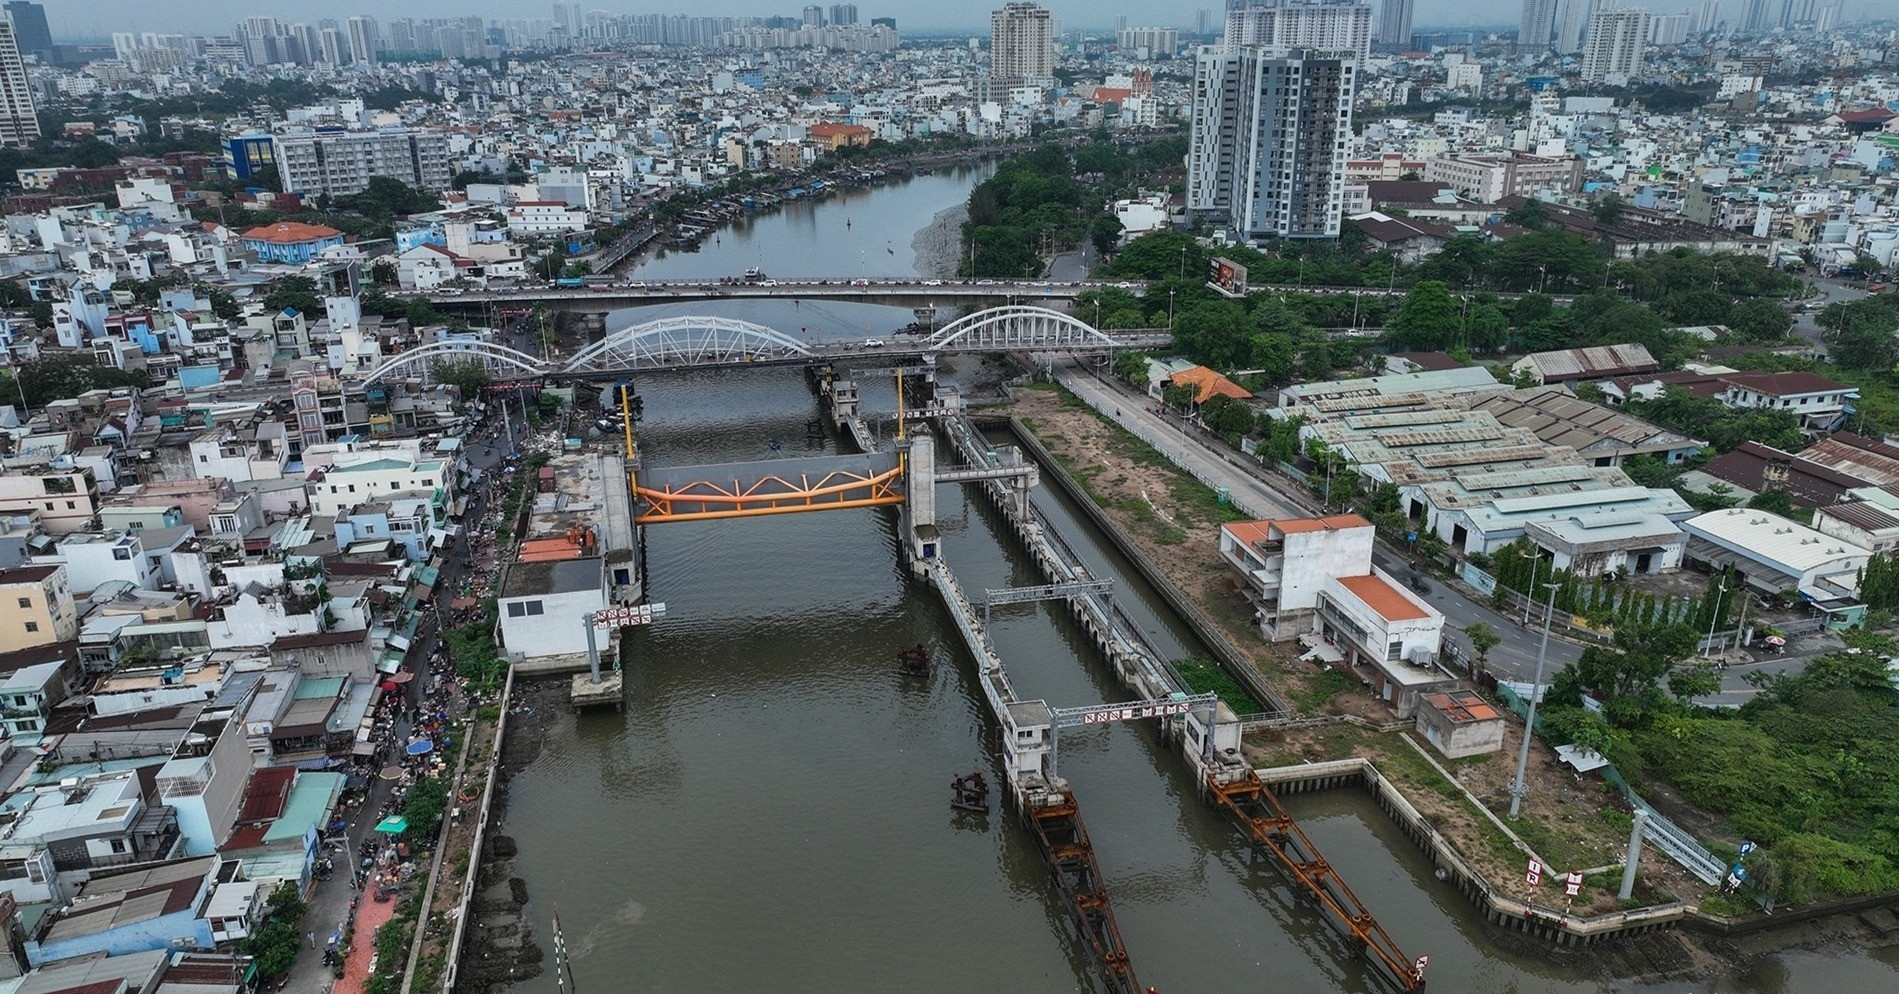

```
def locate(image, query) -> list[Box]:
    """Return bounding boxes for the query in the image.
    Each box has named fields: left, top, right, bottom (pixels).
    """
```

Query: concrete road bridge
left=356, top=306, right=1171, bottom=385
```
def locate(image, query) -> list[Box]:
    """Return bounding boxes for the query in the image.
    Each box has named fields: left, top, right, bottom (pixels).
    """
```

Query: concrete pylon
left=582, top=312, right=607, bottom=345
left=901, top=430, right=938, bottom=573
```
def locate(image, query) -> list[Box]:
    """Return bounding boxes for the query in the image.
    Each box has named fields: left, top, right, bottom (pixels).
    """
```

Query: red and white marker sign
left=1413, top=954, right=1429, bottom=975
left=1525, top=858, right=1544, bottom=887
left=1564, top=870, right=1585, bottom=897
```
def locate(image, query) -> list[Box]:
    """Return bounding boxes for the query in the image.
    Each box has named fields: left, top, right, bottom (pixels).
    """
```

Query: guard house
left=1318, top=573, right=1450, bottom=717
left=1415, top=689, right=1506, bottom=758
left=1220, top=514, right=1450, bottom=716
left=496, top=557, right=608, bottom=659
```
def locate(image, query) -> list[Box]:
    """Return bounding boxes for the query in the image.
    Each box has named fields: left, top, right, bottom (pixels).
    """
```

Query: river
left=496, top=166, right=1899, bottom=994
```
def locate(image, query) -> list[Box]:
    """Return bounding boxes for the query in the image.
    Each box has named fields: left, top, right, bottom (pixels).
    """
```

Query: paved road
left=1791, top=276, right=1868, bottom=355
left=1051, top=358, right=1583, bottom=683
left=282, top=416, right=519, bottom=994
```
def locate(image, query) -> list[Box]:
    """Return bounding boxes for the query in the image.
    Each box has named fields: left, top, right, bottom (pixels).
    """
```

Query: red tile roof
left=237, top=766, right=296, bottom=823
left=240, top=221, right=343, bottom=244
left=1335, top=573, right=1430, bottom=622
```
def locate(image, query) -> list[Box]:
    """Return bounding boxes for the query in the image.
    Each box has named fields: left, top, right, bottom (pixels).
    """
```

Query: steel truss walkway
left=1026, top=792, right=1142, bottom=994
left=1209, top=769, right=1424, bottom=992
left=632, top=452, right=903, bottom=523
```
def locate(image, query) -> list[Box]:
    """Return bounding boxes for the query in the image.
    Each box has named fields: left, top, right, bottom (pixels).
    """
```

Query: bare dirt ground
left=1005, top=386, right=1700, bottom=916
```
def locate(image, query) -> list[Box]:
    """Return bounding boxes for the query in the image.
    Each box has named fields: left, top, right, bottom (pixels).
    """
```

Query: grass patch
left=1295, top=668, right=1352, bottom=714
left=1155, top=524, right=1188, bottom=544
left=1174, top=655, right=1262, bottom=714
left=1168, top=474, right=1249, bottom=525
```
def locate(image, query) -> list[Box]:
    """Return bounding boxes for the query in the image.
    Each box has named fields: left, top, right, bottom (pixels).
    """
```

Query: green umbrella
left=374, top=815, right=409, bottom=834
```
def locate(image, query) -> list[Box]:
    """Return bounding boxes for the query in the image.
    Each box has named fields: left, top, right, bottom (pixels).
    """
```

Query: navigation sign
left=594, top=602, right=668, bottom=628
left=1412, top=954, right=1429, bottom=980
left=1564, top=870, right=1585, bottom=897
left=1526, top=858, right=1544, bottom=887
left=1739, top=840, right=1756, bottom=858
left=1079, top=700, right=1193, bottom=725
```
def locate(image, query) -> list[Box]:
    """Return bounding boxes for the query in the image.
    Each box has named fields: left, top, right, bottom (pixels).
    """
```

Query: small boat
left=846, top=217, right=852, bottom=227
left=951, top=770, right=990, bottom=812
left=897, top=643, right=930, bottom=677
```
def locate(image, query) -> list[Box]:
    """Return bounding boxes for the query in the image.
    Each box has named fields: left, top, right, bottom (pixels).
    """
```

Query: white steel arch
left=563, top=315, right=813, bottom=372
left=927, top=306, right=1115, bottom=352
left=357, top=341, right=549, bottom=386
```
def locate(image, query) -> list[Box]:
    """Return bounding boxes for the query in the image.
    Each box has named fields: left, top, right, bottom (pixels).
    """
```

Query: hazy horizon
left=32, top=1, right=1890, bottom=45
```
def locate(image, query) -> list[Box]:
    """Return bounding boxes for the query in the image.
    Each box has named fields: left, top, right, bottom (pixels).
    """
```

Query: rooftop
left=240, top=221, right=343, bottom=244
left=1335, top=573, right=1431, bottom=622
left=501, top=556, right=605, bottom=598
left=40, top=856, right=217, bottom=945
left=1684, top=507, right=1872, bottom=573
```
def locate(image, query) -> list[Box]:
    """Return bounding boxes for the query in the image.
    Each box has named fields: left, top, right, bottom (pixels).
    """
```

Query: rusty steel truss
left=1209, top=769, right=1423, bottom=993
left=633, top=459, right=905, bottom=523
left=1026, top=792, right=1142, bottom=994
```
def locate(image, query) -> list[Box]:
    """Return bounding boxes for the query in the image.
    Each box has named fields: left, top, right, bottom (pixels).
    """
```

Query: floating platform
left=570, top=671, right=624, bottom=711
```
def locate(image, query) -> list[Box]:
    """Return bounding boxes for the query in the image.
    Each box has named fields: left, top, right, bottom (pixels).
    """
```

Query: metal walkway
left=1208, top=769, right=1423, bottom=992
left=1026, top=791, right=1142, bottom=994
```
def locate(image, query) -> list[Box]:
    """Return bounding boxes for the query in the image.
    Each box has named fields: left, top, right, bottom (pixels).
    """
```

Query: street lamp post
left=1168, top=288, right=1176, bottom=330
left=1704, top=580, right=1728, bottom=659
left=1179, top=244, right=1187, bottom=280
left=1517, top=547, right=1541, bottom=627
left=1508, top=581, right=1561, bottom=820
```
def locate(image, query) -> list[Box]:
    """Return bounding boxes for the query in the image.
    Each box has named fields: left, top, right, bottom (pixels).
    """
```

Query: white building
left=990, top=2, right=1054, bottom=84
left=36, top=531, right=157, bottom=594
left=1225, top=0, right=1373, bottom=63
left=1813, top=488, right=1899, bottom=555
left=1520, top=0, right=1559, bottom=47
left=272, top=128, right=451, bottom=199
left=306, top=454, right=449, bottom=518
left=1219, top=514, right=1449, bottom=717
left=1581, top=7, right=1649, bottom=81
left=1189, top=46, right=1355, bottom=240
left=497, top=557, right=608, bottom=659
left=0, top=16, right=39, bottom=147
left=1683, top=507, right=1869, bottom=610
left=504, top=201, right=590, bottom=237
left=1375, top=0, right=1412, bottom=50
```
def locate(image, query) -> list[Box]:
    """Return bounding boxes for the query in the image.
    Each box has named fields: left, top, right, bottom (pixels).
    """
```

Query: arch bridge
left=358, top=307, right=1157, bottom=384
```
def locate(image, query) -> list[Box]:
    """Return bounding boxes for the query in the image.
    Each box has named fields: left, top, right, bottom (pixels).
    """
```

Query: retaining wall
left=993, top=416, right=1290, bottom=717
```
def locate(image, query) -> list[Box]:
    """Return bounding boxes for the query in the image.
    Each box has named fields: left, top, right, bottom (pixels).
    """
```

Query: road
left=280, top=403, right=520, bottom=993
left=1050, top=358, right=1583, bottom=683
left=1790, top=276, right=1868, bottom=355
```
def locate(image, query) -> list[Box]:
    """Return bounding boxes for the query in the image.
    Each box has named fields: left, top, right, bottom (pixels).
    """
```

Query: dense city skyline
left=29, top=0, right=1891, bottom=42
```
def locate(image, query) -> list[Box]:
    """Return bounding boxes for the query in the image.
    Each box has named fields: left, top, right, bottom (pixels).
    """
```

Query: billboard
left=1209, top=257, right=1248, bottom=297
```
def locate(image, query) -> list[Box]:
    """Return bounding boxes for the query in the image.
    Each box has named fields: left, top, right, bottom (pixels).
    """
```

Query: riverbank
left=449, top=679, right=565, bottom=994
left=911, top=202, right=967, bottom=281
left=995, top=382, right=1899, bottom=978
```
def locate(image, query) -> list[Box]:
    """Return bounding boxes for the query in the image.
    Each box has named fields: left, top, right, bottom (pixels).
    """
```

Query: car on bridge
left=863, top=338, right=886, bottom=347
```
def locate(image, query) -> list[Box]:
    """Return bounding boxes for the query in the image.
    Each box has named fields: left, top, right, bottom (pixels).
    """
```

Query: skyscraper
left=1375, top=0, right=1412, bottom=50
left=1581, top=5, right=1648, bottom=79
left=1740, top=0, right=1771, bottom=32
left=830, top=4, right=859, bottom=26
left=1555, top=0, right=1591, bottom=54
left=1519, top=0, right=1559, bottom=48
left=803, top=5, right=826, bottom=28
left=346, top=16, right=378, bottom=65
left=3, top=2, right=47, bottom=61
left=0, top=14, right=40, bottom=147
left=990, top=3, right=1054, bottom=82
left=1225, top=0, right=1373, bottom=64
left=1189, top=46, right=1355, bottom=240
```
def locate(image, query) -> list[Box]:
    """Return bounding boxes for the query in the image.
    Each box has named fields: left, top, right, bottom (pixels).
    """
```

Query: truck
left=555, top=277, right=586, bottom=288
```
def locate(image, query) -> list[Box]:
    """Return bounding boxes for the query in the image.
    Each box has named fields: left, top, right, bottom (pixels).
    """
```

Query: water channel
left=496, top=166, right=1899, bottom=993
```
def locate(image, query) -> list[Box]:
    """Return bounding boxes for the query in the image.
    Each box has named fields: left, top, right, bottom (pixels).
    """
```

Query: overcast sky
left=39, top=1, right=1890, bottom=43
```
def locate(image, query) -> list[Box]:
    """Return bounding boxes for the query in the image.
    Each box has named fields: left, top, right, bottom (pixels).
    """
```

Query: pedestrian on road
left=307, top=931, right=316, bottom=949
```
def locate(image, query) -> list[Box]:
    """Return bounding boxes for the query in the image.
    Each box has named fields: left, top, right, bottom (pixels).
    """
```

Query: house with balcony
left=1219, top=514, right=1450, bottom=716
left=24, top=855, right=222, bottom=967
left=0, top=466, right=102, bottom=535
left=0, top=772, right=184, bottom=908
left=0, top=649, right=86, bottom=740
left=1717, top=371, right=1857, bottom=434
left=0, top=564, right=77, bottom=649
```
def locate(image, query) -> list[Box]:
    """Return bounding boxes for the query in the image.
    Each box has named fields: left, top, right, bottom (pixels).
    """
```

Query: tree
left=1591, top=193, right=1626, bottom=226
left=433, top=359, right=491, bottom=398
left=245, top=880, right=308, bottom=980
left=1549, top=620, right=1698, bottom=727
left=260, top=274, right=322, bottom=317
left=1090, top=213, right=1124, bottom=257
left=1464, top=621, right=1501, bottom=669
left=1201, top=394, right=1255, bottom=441
left=1728, top=298, right=1793, bottom=342
left=1112, top=351, right=1151, bottom=388
left=1383, top=280, right=1463, bottom=351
